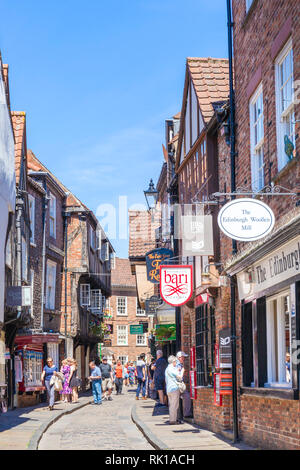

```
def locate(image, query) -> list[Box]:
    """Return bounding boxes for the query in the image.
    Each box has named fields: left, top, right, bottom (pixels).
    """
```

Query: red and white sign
left=195, top=293, right=210, bottom=306
left=190, top=346, right=196, bottom=369
left=160, top=265, right=193, bottom=307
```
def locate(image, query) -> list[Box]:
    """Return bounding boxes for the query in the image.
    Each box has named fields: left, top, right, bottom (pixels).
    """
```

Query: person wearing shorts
left=100, top=357, right=114, bottom=401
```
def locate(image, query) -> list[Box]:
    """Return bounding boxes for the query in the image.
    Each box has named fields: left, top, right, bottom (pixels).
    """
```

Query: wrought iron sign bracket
left=210, top=183, right=299, bottom=201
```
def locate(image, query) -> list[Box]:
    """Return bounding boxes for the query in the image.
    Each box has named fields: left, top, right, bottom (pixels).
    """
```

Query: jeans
left=92, top=380, right=102, bottom=403
left=45, top=380, right=55, bottom=407
left=136, top=378, right=146, bottom=398
left=115, top=377, right=123, bottom=394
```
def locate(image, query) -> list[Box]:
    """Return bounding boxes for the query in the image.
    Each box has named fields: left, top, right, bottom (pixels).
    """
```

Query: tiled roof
left=111, top=258, right=136, bottom=287
left=11, top=111, right=26, bottom=185
left=187, top=57, right=229, bottom=123
left=173, top=112, right=181, bottom=120
left=128, top=210, right=160, bottom=258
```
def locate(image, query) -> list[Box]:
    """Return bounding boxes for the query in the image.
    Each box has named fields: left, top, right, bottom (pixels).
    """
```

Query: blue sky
left=1, top=0, right=228, bottom=257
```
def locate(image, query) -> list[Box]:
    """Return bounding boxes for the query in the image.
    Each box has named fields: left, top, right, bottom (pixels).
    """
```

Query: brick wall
left=230, top=0, right=300, bottom=450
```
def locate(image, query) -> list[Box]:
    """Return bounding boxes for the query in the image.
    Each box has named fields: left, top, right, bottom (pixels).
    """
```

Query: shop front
left=14, top=333, right=61, bottom=408
left=229, top=230, right=300, bottom=450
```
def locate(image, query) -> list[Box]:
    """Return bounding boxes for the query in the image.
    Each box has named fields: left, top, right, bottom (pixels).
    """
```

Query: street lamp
left=144, top=179, right=158, bottom=211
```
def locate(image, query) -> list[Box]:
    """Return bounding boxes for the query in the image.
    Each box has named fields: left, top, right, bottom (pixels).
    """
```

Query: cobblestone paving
left=38, top=388, right=153, bottom=450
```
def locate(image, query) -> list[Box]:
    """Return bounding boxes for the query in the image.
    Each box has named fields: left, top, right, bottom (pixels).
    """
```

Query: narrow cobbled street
left=38, top=389, right=153, bottom=450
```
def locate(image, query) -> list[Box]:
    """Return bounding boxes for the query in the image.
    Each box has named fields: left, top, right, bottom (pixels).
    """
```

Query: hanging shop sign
left=130, top=324, right=144, bottom=335
left=145, top=295, right=162, bottom=314
left=214, top=373, right=222, bottom=406
left=217, top=198, right=275, bottom=242
left=155, top=324, right=176, bottom=342
left=189, top=371, right=197, bottom=399
left=219, top=327, right=232, bottom=369
left=237, top=235, right=300, bottom=300
left=181, top=215, right=214, bottom=256
left=146, top=248, right=173, bottom=284
left=160, top=265, right=193, bottom=307
left=195, top=293, right=210, bottom=306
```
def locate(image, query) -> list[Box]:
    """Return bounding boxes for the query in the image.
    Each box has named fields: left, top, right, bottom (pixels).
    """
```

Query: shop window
left=195, top=304, right=215, bottom=387
left=47, top=343, right=59, bottom=369
left=118, top=355, right=128, bottom=365
left=266, top=291, right=291, bottom=387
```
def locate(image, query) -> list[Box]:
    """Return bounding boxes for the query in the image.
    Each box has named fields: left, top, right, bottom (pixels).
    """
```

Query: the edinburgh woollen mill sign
left=160, top=265, right=193, bottom=307
left=217, top=198, right=275, bottom=242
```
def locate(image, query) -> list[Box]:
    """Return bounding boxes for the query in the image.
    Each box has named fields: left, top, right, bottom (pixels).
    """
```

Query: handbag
left=167, top=369, right=186, bottom=393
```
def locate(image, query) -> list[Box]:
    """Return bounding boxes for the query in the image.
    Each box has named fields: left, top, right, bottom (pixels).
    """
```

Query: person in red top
left=114, top=360, right=125, bottom=395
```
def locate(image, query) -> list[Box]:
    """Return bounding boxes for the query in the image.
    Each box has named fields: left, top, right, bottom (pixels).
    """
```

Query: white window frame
left=28, top=194, right=35, bottom=245
left=117, top=296, right=127, bottom=316
left=136, top=298, right=145, bottom=316
left=117, top=325, right=128, bottom=346
left=275, top=38, right=295, bottom=171
left=49, top=192, right=56, bottom=239
left=118, top=355, right=128, bottom=365
left=45, top=260, right=56, bottom=310
left=249, top=83, right=264, bottom=191
left=5, top=230, right=12, bottom=268
left=30, top=268, right=34, bottom=314
left=90, top=289, right=101, bottom=310
left=136, top=334, right=147, bottom=346
left=266, top=289, right=292, bottom=389
left=80, top=283, right=90, bottom=307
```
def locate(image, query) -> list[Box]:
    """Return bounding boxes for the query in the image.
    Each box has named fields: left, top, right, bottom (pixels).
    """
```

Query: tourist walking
left=89, top=361, right=102, bottom=405
left=176, top=351, right=192, bottom=418
left=60, top=359, right=72, bottom=403
left=41, top=357, right=58, bottom=411
left=165, top=355, right=182, bottom=425
left=135, top=355, right=146, bottom=400
left=152, top=350, right=168, bottom=406
left=124, top=362, right=129, bottom=386
left=114, top=359, right=125, bottom=395
left=69, top=359, right=81, bottom=403
left=127, top=362, right=136, bottom=386
left=100, top=356, right=114, bottom=401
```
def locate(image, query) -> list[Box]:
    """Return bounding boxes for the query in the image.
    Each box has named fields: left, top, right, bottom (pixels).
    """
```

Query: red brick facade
left=109, top=258, right=150, bottom=363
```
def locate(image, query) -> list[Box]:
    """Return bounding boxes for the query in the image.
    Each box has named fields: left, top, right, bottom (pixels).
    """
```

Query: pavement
left=132, top=398, right=254, bottom=450
left=0, top=385, right=253, bottom=450
left=0, top=393, right=93, bottom=450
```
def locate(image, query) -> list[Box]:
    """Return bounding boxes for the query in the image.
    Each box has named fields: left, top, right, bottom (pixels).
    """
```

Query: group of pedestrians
left=41, top=356, right=80, bottom=411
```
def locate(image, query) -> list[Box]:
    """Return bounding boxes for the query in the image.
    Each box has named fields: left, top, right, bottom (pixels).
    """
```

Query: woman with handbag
left=69, top=359, right=81, bottom=403
left=165, top=355, right=185, bottom=425
left=41, top=357, right=58, bottom=410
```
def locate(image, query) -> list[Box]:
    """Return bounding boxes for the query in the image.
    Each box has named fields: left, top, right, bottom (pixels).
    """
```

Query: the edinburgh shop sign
left=217, top=198, right=275, bottom=242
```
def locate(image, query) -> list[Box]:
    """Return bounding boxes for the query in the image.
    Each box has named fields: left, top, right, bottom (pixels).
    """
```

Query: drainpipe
left=63, top=210, right=70, bottom=356
left=40, top=179, right=49, bottom=331
left=227, top=0, right=239, bottom=443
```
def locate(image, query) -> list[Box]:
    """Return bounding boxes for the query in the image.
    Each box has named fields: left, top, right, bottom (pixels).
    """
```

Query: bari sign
left=160, top=265, right=193, bottom=307
left=217, top=198, right=275, bottom=242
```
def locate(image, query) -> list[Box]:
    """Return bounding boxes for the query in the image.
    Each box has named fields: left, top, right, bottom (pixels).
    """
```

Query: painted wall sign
left=129, top=325, right=144, bottom=335
left=160, top=265, right=193, bottom=307
left=146, top=248, right=173, bottom=284
left=217, top=198, right=275, bottom=242
left=237, top=235, right=300, bottom=300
